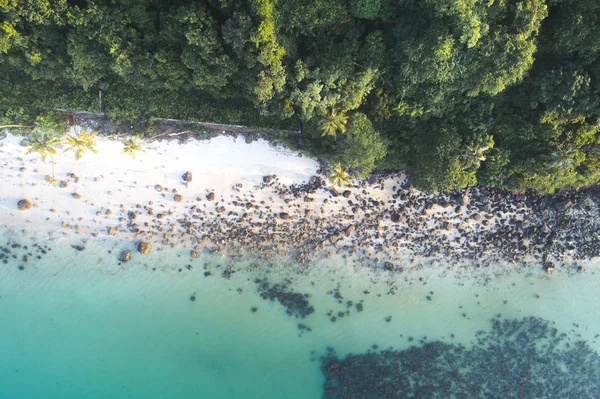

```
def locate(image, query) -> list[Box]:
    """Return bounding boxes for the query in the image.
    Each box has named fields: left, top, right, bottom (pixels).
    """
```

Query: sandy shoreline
left=1, top=129, right=599, bottom=271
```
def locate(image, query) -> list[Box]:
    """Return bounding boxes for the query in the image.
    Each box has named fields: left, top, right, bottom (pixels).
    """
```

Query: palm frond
left=320, top=107, right=348, bottom=138
left=122, top=135, right=145, bottom=159
left=328, top=162, right=353, bottom=188
left=64, top=130, right=99, bottom=160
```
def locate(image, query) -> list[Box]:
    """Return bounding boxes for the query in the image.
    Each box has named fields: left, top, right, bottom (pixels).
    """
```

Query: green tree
left=319, top=107, right=348, bottom=137
left=335, top=113, right=387, bottom=178
left=64, top=130, right=98, bottom=160
left=26, top=130, right=62, bottom=183
left=121, top=135, right=145, bottom=159
left=328, top=162, right=352, bottom=188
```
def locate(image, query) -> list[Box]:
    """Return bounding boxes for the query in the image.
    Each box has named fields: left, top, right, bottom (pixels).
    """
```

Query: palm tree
left=26, top=130, right=63, bottom=183
left=122, top=135, right=145, bottom=159
left=64, top=130, right=99, bottom=160
left=320, top=107, right=348, bottom=138
left=544, top=145, right=578, bottom=170
left=461, top=144, right=491, bottom=171
left=328, top=162, right=353, bottom=188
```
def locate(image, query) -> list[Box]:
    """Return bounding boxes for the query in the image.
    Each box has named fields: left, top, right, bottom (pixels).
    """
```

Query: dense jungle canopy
left=1, top=0, right=599, bottom=192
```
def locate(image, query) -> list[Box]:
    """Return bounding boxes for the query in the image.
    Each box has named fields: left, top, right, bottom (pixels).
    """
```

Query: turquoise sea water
left=1, top=230, right=600, bottom=398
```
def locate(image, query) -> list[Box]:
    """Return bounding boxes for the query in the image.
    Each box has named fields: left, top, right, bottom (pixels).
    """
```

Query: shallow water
left=1, top=230, right=600, bottom=398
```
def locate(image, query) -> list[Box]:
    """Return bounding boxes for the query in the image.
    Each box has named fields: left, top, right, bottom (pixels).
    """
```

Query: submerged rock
left=120, top=250, right=131, bottom=262
left=321, top=316, right=600, bottom=398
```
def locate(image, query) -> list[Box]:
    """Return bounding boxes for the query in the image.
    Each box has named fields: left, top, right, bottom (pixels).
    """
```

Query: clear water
left=1, top=230, right=600, bottom=398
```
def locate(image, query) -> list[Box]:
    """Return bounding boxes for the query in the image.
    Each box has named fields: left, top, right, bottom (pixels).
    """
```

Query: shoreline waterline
left=1, top=228, right=600, bottom=397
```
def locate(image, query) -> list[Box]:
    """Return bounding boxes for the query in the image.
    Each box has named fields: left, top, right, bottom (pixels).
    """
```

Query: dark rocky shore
left=116, top=171, right=600, bottom=273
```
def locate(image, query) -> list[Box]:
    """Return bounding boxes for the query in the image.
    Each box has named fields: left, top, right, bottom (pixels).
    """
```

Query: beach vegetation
left=320, top=107, right=349, bottom=138
left=25, top=130, right=62, bottom=183
left=64, top=130, right=99, bottom=160
left=121, top=135, right=145, bottom=159
left=328, top=163, right=353, bottom=189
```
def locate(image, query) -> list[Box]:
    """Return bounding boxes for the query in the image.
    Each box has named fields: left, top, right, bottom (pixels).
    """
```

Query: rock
left=309, top=176, right=323, bottom=187
left=17, top=199, right=32, bottom=211
left=345, top=225, right=356, bottom=237
left=553, top=199, right=572, bottom=211
left=206, top=192, right=216, bottom=201
left=383, top=261, right=394, bottom=271
left=342, top=190, right=351, bottom=198
left=330, top=188, right=340, bottom=197
left=263, top=175, right=276, bottom=184
left=72, top=192, right=82, bottom=199
left=105, top=209, right=113, bottom=216
left=58, top=180, right=68, bottom=188
left=390, top=213, right=404, bottom=223
left=174, top=194, right=183, bottom=202
left=107, top=227, right=115, bottom=235
left=444, top=222, right=454, bottom=230
left=182, top=171, right=193, bottom=182
left=120, top=250, right=131, bottom=262
left=191, top=250, right=199, bottom=258
left=137, top=241, right=152, bottom=254
left=154, top=185, right=163, bottom=192
left=460, top=194, right=470, bottom=206
left=304, top=196, right=314, bottom=203
left=279, top=212, right=291, bottom=220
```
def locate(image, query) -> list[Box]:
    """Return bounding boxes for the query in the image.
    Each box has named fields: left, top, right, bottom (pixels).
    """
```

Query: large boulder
left=206, top=192, right=216, bottom=201
left=182, top=171, right=193, bottom=182
left=137, top=241, right=152, bottom=254
left=17, top=199, right=32, bottom=211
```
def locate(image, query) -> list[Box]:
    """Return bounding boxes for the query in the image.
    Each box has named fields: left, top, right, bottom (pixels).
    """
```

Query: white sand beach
left=1, top=128, right=547, bottom=271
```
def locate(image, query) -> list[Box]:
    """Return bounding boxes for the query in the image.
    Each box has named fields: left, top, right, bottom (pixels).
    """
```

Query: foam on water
left=1, top=229, right=599, bottom=398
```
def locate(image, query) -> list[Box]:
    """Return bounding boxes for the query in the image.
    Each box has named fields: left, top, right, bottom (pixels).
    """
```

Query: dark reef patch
left=321, top=317, right=600, bottom=398
left=256, top=279, right=315, bottom=318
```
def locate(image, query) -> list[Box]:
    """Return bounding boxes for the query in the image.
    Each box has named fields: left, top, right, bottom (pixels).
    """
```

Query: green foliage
left=64, top=130, right=98, bottom=160
left=121, top=135, right=145, bottom=159
left=25, top=129, right=63, bottom=181
left=2, top=0, right=600, bottom=193
left=34, top=110, right=68, bottom=134
left=335, top=113, right=387, bottom=178
left=328, top=162, right=353, bottom=188
left=348, top=0, right=381, bottom=20
left=319, top=107, right=348, bottom=138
